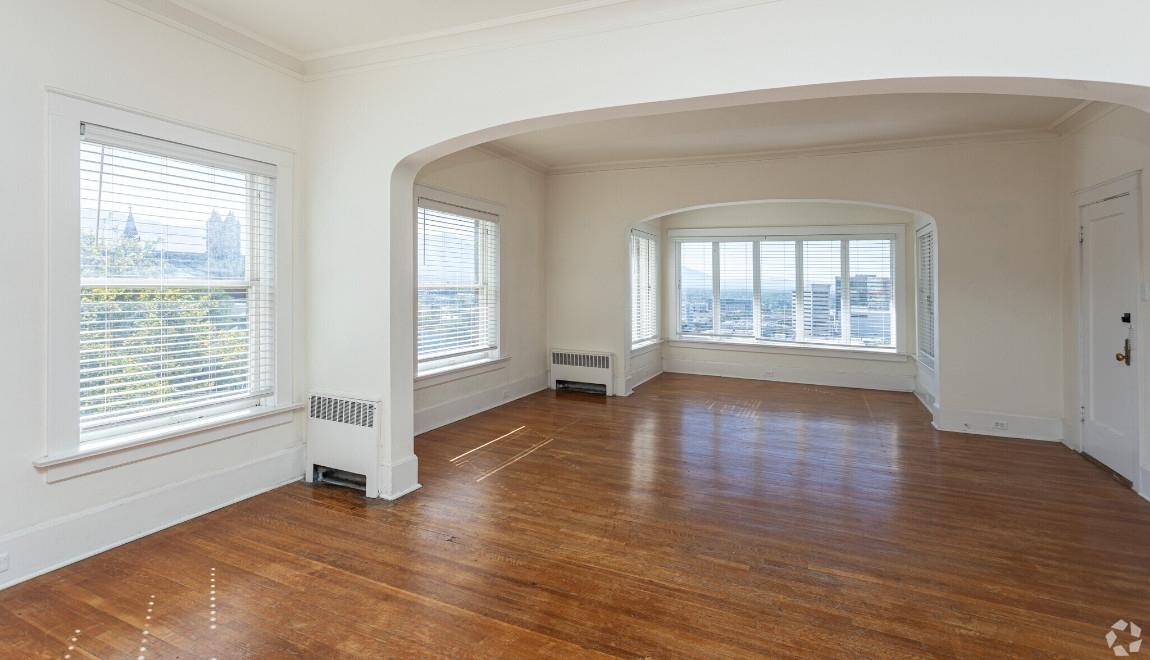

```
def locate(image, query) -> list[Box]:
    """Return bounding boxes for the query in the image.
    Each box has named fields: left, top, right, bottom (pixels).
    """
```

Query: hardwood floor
left=3, top=373, right=1150, bottom=658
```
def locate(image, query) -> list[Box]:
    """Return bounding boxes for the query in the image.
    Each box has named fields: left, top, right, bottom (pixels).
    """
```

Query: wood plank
left=2, top=374, right=1149, bottom=657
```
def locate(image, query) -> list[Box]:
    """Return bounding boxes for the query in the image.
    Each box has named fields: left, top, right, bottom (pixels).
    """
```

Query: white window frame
left=39, top=92, right=296, bottom=480
left=629, top=228, right=659, bottom=350
left=915, top=221, right=939, bottom=370
left=413, top=185, right=504, bottom=379
left=669, top=224, right=907, bottom=355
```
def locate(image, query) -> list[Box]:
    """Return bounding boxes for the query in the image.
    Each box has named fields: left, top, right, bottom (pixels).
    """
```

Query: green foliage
left=80, top=232, right=251, bottom=424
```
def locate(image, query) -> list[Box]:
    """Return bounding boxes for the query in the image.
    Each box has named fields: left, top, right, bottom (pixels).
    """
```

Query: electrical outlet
left=993, top=421, right=1009, bottom=431
left=0, top=553, right=9, bottom=574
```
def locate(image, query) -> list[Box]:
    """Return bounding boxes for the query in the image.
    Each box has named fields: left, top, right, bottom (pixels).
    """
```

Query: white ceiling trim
left=306, top=0, right=782, bottom=79
left=300, top=0, right=634, bottom=61
left=529, top=127, right=1059, bottom=176
left=112, top=0, right=784, bottom=80
left=105, top=0, right=306, bottom=77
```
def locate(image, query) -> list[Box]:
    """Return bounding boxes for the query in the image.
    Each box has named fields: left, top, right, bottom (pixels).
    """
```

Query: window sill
left=34, top=403, right=303, bottom=483
left=631, top=339, right=663, bottom=357
left=415, top=356, right=509, bottom=390
left=668, top=338, right=910, bottom=362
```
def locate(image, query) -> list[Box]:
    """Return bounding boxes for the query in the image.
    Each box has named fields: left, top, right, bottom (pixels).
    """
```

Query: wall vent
left=306, top=392, right=381, bottom=498
left=551, top=351, right=611, bottom=370
left=309, top=394, right=376, bottom=428
left=549, top=349, right=615, bottom=395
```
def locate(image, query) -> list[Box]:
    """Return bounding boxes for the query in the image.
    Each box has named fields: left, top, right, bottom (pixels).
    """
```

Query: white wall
left=654, top=201, right=919, bottom=391
left=1060, top=106, right=1150, bottom=495
left=545, top=138, right=1064, bottom=439
left=412, top=148, right=548, bottom=432
left=0, top=0, right=305, bottom=588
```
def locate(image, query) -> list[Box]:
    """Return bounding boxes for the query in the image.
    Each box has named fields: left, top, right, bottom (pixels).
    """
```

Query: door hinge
left=1080, top=405, right=1086, bottom=423
left=1079, top=226, right=1085, bottom=245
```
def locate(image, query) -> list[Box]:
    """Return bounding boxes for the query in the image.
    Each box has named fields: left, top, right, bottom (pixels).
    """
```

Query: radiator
left=548, top=349, right=615, bottom=395
left=305, top=393, right=381, bottom=497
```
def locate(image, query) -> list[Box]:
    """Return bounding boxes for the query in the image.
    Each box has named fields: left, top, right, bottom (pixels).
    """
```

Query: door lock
left=1116, top=337, right=1131, bottom=365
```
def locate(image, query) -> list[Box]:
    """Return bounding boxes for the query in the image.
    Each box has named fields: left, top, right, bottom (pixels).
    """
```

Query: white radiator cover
left=548, top=349, right=615, bottom=395
left=305, top=393, right=381, bottom=497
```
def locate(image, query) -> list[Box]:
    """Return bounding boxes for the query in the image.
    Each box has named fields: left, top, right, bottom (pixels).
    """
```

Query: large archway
left=333, top=76, right=1150, bottom=498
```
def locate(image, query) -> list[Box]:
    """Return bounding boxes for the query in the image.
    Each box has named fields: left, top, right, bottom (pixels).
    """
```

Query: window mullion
left=840, top=239, right=851, bottom=345
left=795, top=240, right=805, bottom=342
left=751, top=240, right=762, bottom=339
left=711, top=241, right=720, bottom=335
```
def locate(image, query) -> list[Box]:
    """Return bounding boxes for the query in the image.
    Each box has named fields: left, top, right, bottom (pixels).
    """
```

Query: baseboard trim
left=378, top=454, right=421, bottom=500
left=625, top=367, right=663, bottom=393
left=0, top=445, right=304, bottom=591
left=912, top=387, right=937, bottom=416
left=664, top=358, right=914, bottom=392
left=932, top=407, right=1063, bottom=442
left=415, top=373, right=547, bottom=435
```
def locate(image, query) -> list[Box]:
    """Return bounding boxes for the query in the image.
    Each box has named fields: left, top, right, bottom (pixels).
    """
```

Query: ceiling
left=488, top=94, right=1088, bottom=172
left=170, top=0, right=621, bottom=58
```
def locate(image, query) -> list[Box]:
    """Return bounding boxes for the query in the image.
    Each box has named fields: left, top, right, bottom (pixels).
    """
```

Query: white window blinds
left=417, top=198, right=499, bottom=372
left=916, top=226, right=937, bottom=368
left=630, top=229, right=658, bottom=346
left=79, top=124, right=276, bottom=438
left=678, top=234, right=896, bottom=350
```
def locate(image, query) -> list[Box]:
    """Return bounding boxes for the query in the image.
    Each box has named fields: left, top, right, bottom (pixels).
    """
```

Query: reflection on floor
left=2, top=373, right=1149, bottom=657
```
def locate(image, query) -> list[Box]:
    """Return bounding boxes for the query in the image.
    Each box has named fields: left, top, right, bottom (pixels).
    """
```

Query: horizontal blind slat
left=78, top=135, right=276, bottom=439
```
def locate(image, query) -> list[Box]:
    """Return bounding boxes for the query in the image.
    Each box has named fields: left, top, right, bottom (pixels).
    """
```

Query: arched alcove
left=355, top=78, right=1150, bottom=497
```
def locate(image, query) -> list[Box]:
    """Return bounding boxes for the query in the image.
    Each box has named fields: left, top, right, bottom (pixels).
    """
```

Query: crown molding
left=300, top=0, right=634, bottom=61
left=1048, top=101, right=1119, bottom=135
left=305, top=0, right=781, bottom=79
left=104, top=0, right=305, bottom=78
left=475, top=143, right=550, bottom=174
left=110, top=0, right=784, bottom=80
left=536, top=128, right=1058, bottom=176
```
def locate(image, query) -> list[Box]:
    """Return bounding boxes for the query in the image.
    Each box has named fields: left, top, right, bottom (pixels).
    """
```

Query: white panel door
left=1081, top=187, right=1139, bottom=481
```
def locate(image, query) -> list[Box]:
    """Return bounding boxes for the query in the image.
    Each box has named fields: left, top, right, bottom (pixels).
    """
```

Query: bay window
left=674, top=226, right=901, bottom=351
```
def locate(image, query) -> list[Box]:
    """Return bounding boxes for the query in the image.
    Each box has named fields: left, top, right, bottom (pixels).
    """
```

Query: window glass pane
left=759, top=240, right=796, bottom=342
left=848, top=239, right=894, bottom=347
left=718, top=241, right=753, bottom=336
left=417, top=204, right=499, bottom=369
left=631, top=231, right=657, bottom=345
left=79, top=138, right=274, bottom=436
left=678, top=242, right=713, bottom=334
left=801, top=240, right=843, bottom=343
left=917, top=229, right=935, bottom=365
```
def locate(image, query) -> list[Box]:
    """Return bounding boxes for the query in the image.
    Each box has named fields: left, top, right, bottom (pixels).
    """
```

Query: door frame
left=1076, top=170, right=1144, bottom=491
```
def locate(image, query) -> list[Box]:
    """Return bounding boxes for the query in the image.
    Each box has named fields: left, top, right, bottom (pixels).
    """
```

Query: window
left=674, top=227, right=899, bottom=351
left=44, top=93, right=293, bottom=467
left=78, top=125, right=277, bottom=440
left=630, top=229, right=658, bottom=347
left=916, top=225, right=937, bottom=368
left=416, top=196, right=500, bottom=374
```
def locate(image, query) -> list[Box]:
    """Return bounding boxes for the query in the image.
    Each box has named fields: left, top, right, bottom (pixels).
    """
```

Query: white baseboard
left=932, top=407, right=1063, bottom=442
left=414, top=373, right=547, bottom=435
left=378, top=454, right=421, bottom=500
left=0, top=445, right=304, bottom=591
left=664, top=358, right=914, bottom=392
left=625, top=366, right=663, bottom=393
left=913, top=387, right=937, bottom=415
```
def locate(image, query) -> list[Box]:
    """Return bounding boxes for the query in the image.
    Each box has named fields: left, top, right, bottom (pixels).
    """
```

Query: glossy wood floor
left=3, top=374, right=1150, bottom=658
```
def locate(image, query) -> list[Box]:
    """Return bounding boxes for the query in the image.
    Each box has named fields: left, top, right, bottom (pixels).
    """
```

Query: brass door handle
left=1116, top=338, right=1131, bottom=365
